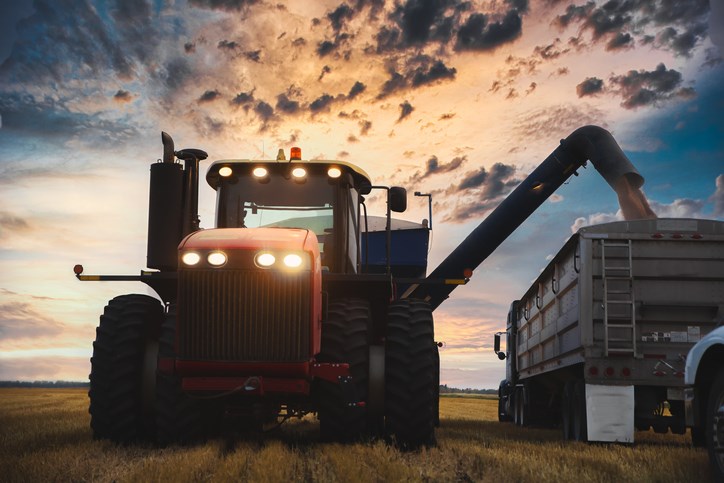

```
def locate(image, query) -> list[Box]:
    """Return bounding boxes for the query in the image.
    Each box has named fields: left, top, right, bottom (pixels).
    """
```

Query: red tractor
left=79, top=133, right=440, bottom=448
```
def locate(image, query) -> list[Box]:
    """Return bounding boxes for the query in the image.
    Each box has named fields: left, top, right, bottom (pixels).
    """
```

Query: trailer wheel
left=572, top=380, right=588, bottom=442
left=89, top=294, right=163, bottom=443
left=706, top=369, right=724, bottom=479
left=155, top=305, right=211, bottom=445
left=385, top=299, right=436, bottom=450
left=316, top=298, right=371, bottom=442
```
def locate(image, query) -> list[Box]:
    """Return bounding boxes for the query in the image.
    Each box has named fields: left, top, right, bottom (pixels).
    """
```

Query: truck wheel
left=155, top=305, right=210, bottom=445
left=316, top=298, right=371, bottom=442
left=572, top=380, right=588, bottom=442
left=89, top=294, right=163, bottom=443
left=385, top=299, right=436, bottom=449
left=706, top=369, right=724, bottom=479
left=561, top=382, right=573, bottom=441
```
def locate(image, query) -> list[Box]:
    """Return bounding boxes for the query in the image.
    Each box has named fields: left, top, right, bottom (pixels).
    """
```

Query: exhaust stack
left=413, top=125, right=654, bottom=310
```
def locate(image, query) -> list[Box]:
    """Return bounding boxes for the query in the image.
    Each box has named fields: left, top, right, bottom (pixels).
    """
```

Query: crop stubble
left=0, top=389, right=711, bottom=482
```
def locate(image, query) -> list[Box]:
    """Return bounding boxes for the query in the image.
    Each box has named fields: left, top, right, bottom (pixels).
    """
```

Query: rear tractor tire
left=316, top=298, right=371, bottom=443
left=89, top=294, right=163, bottom=443
left=385, top=299, right=437, bottom=450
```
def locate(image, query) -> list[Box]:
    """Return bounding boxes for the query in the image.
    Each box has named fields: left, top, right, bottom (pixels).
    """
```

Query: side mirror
left=389, top=187, right=407, bottom=213
left=359, top=181, right=372, bottom=195
left=494, top=332, right=507, bottom=360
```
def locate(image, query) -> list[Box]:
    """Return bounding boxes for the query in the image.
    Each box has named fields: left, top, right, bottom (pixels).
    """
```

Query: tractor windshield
left=216, top=172, right=335, bottom=251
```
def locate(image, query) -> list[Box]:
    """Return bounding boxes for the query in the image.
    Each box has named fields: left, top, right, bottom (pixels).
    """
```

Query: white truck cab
left=685, top=324, right=724, bottom=479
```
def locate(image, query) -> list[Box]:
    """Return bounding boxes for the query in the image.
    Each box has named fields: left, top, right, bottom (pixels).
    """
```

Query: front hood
left=180, top=227, right=316, bottom=252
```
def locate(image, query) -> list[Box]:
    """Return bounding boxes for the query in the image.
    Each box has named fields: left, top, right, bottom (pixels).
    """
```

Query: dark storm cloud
left=255, top=101, right=274, bottom=122
left=189, top=0, right=260, bottom=11
left=244, top=50, right=262, bottom=62
left=608, top=63, right=695, bottom=109
left=605, top=31, right=633, bottom=51
left=411, top=155, right=466, bottom=183
left=231, top=90, right=255, bottom=106
left=317, top=40, right=337, bottom=57
left=276, top=93, right=300, bottom=114
left=553, top=0, right=709, bottom=58
left=410, top=58, right=457, bottom=86
left=198, top=90, right=221, bottom=103
left=113, top=90, right=133, bottom=102
left=348, top=81, right=367, bottom=99
left=0, top=0, right=133, bottom=83
left=218, top=39, right=240, bottom=50
left=443, top=162, right=521, bottom=222
left=318, top=65, right=332, bottom=81
left=184, top=41, right=196, bottom=53
left=0, top=92, right=139, bottom=142
left=454, top=10, right=523, bottom=51
left=576, top=77, right=604, bottom=97
left=377, top=56, right=456, bottom=98
left=159, top=57, right=192, bottom=92
left=533, top=39, right=569, bottom=59
left=328, top=3, right=355, bottom=32
left=398, top=100, right=414, bottom=122
left=310, top=94, right=335, bottom=113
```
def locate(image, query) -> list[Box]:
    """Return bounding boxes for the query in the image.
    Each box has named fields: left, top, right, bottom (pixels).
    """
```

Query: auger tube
left=411, top=125, right=646, bottom=310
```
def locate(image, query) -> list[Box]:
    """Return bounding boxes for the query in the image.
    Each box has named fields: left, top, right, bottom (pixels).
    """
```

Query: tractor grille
left=178, top=270, right=311, bottom=362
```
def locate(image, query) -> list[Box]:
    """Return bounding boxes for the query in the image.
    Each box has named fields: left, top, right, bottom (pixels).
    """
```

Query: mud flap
left=586, top=384, right=634, bottom=442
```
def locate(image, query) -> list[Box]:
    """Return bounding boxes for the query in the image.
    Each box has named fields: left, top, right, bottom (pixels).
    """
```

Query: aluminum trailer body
left=497, top=218, right=724, bottom=443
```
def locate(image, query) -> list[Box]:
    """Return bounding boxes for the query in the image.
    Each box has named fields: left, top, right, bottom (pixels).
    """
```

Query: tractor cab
left=207, top=151, right=377, bottom=274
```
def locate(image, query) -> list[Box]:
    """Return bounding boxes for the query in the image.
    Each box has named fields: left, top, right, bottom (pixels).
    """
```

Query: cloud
left=442, top=162, right=521, bottom=222
left=276, top=93, right=301, bottom=114
left=189, top=0, right=260, bottom=12
left=309, top=93, right=335, bottom=113
left=347, top=81, right=367, bottom=99
left=397, top=100, right=414, bottom=122
left=198, top=89, right=221, bottom=103
left=327, top=3, right=354, bottom=32
left=0, top=301, right=65, bottom=341
left=410, top=155, right=466, bottom=183
left=608, top=63, right=696, bottom=109
left=378, top=55, right=457, bottom=98
left=553, top=0, right=709, bottom=58
left=455, top=10, right=523, bottom=51
left=218, top=39, right=240, bottom=50
left=713, top=175, right=724, bottom=217
left=576, top=77, right=604, bottom=97
left=0, top=211, right=31, bottom=238
left=254, top=100, right=274, bottom=124
left=113, top=90, right=133, bottom=103
left=514, top=104, right=606, bottom=141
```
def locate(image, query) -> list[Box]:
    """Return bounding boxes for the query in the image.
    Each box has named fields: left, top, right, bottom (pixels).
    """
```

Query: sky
left=0, top=0, right=722, bottom=389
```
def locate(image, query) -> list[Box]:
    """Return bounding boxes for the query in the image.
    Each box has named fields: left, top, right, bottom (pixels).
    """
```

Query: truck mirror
left=498, top=352, right=506, bottom=360
left=389, top=187, right=407, bottom=213
left=494, top=333, right=501, bottom=352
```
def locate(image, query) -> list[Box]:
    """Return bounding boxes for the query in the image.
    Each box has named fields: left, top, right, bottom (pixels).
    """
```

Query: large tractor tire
left=316, top=298, right=371, bottom=442
left=155, top=305, right=211, bottom=445
left=89, top=294, right=163, bottom=443
left=385, top=299, right=436, bottom=449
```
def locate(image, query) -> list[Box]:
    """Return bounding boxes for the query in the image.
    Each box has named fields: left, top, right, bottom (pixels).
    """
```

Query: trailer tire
left=89, top=294, right=163, bottom=443
left=572, top=380, right=587, bottom=442
left=385, top=299, right=436, bottom=450
left=155, top=305, right=211, bottom=445
left=316, top=298, right=371, bottom=442
left=706, top=369, right=724, bottom=479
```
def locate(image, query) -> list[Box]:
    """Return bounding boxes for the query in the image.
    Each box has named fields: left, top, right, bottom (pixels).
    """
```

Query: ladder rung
left=606, top=290, right=632, bottom=294
left=604, top=276, right=633, bottom=280
left=606, top=300, right=634, bottom=305
left=602, top=242, right=631, bottom=247
left=607, top=324, right=634, bottom=329
left=607, top=348, right=635, bottom=353
left=604, top=266, right=631, bottom=271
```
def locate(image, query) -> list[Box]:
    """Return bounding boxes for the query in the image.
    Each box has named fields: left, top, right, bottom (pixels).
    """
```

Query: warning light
left=463, top=268, right=473, bottom=278
left=290, top=147, right=302, bottom=160
left=73, top=264, right=84, bottom=275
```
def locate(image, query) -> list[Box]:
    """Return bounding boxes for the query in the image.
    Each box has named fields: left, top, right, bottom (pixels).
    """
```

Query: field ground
left=0, top=388, right=712, bottom=482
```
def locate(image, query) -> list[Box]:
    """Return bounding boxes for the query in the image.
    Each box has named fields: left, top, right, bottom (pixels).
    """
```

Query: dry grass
left=0, top=388, right=712, bottom=482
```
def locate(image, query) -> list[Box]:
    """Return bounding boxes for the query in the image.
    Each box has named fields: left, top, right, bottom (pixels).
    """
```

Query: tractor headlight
left=207, top=251, right=227, bottom=267
left=283, top=253, right=303, bottom=268
left=182, top=252, right=201, bottom=266
left=255, top=252, right=276, bottom=267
